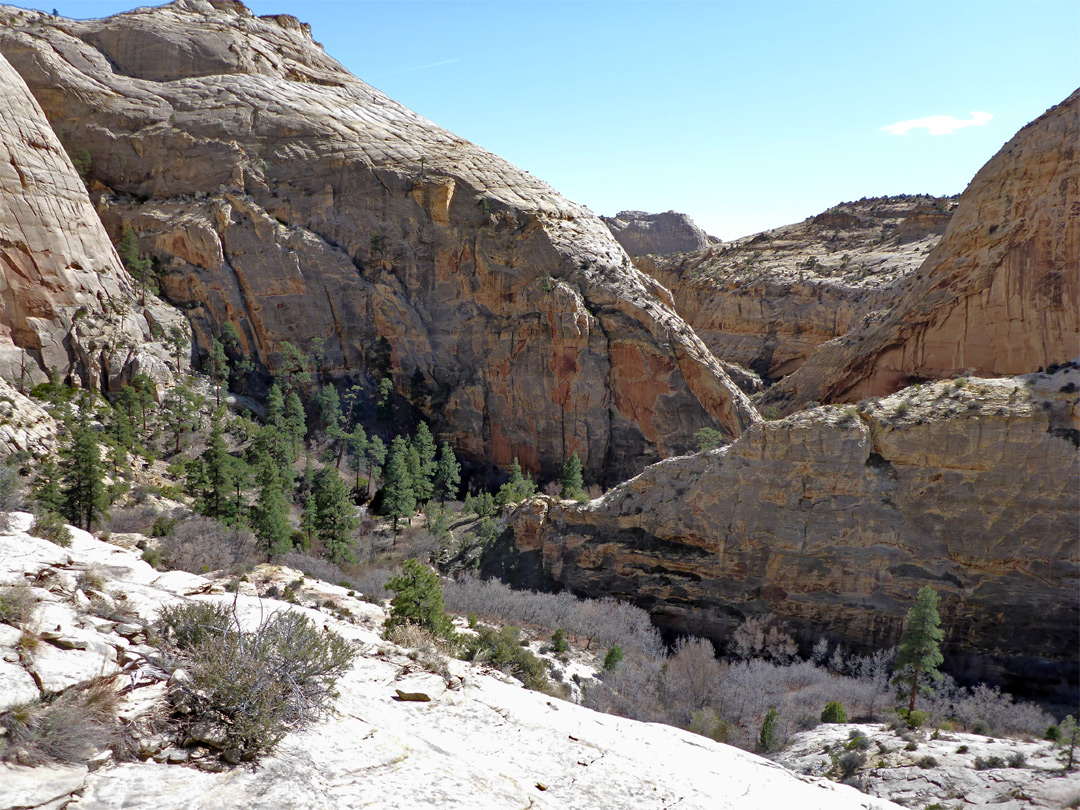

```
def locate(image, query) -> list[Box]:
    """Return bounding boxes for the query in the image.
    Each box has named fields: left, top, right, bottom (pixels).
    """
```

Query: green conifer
left=383, top=436, right=415, bottom=533
left=313, top=468, right=357, bottom=565
left=560, top=452, right=584, bottom=499
left=61, top=408, right=107, bottom=530
left=893, top=586, right=945, bottom=712
left=433, top=442, right=461, bottom=503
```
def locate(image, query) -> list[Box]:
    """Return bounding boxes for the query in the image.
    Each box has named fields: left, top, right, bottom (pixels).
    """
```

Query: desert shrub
left=0, top=458, right=25, bottom=531
left=937, top=681, right=1054, bottom=737
left=460, top=625, right=548, bottom=691
left=442, top=573, right=662, bottom=658
left=156, top=602, right=355, bottom=758
left=821, top=701, right=848, bottom=723
left=160, top=516, right=260, bottom=574
left=0, top=677, right=129, bottom=765
left=103, top=504, right=162, bottom=535
left=0, top=582, right=35, bottom=626
left=907, top=709, right=928, bottom=728
left=845, top=730, right=871, bottom=751
left=918, top=755, right=939, bottom=768
left=1007, top=752, right=1027, bottom=768
left=30, top=511, right=72, bottom=546
left=387, top=623, right=453, bottom=678
left=76, top=567, right=105, bottom=593
left=151, top=516, right=177, bottom=538
left=156, top=601, right=232, bottom=650
left=956, top=744, right=969, bottom=753
left=836, top=750, right=866, bottom=778
left=385, top=559, right=453, bottom=637
left=974, top=755, right=1005, bottom=770
left=688, top=708, right=732, bottom=743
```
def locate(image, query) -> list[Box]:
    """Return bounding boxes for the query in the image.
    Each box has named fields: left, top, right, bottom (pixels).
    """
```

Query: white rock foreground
left=0, top=513, right=896, bottom=810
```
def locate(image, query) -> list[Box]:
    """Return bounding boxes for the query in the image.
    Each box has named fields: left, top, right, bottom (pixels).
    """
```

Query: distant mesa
left=601, top=210, right=719, bottom=257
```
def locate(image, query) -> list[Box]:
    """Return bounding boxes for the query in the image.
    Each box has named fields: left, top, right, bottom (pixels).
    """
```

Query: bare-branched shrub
left=156, top=602, right=356, bottom=759
left=0, top=458, right=25, bottom=532
left=730, top=616, right=797, bottom=663
left=924, top=677, right=1054, bottom=737
left=103, top=504, right=164, bottom=535
left=30, top=511, right=72, bottom=547
left=0, top=677, right=130, bottom=765
left=160, top=517, right=260, bottom=574
left=662, top=638, right=723, bottom=725
left=443, top=574, right=662, bottom=658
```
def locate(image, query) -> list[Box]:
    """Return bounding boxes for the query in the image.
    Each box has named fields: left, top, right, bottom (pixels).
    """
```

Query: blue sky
left=15, top=1, right=1080, bottom=239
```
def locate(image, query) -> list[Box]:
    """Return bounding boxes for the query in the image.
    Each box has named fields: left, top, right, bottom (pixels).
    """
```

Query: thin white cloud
left=373, top=59, right=461, bottom=79
left=882, top=111, right=993, bottom=136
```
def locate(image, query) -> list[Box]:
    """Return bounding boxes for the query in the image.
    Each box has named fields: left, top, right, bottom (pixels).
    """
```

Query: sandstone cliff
left=601, top=210, right=716, bottom=257
left=634, top=196, right=955, bottom=381
left=0, top=516, right=899, bottom=810
left=0, top=1, right=757, bottom=482
left=0, top=51, right=182, bottom=393
left=763, top=91, right=1079, bottom=410
left=501, top=366, right=1080, bottom=700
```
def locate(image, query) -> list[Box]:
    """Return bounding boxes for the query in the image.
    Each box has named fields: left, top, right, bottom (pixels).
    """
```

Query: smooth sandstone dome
left=0, top=0, right=757, bottom=483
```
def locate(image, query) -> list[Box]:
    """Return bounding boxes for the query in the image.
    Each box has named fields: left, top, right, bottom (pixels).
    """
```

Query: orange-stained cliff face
left=0, top=0, right=757, bottom=482
left=765, top=90, right=1079, bottom=411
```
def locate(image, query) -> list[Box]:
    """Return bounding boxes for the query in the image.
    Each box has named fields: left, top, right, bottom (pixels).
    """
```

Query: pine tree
left=315, top=384, right=341, bottom=435
left=383, top=436, right=415, bottom=534
left=365, top=435, right=386, bottom=499
left=410, top=422, right=436, bottom=504
left=313, top=468, right=357, bottom=565
left=385, top=559, right=453, bottom=637
left=161, top=380, right=202, bottom=455
left=285, top=390, right=306, bottom=465
left=893, top=586, right=945, bottom=712
left=252, top=459, right=292, bottom=559
left=497, top=457, right=535, bottom=507
left=299, top=493, right=318, bottom=552
left=33, top=458, right=65, bottom=517
left=206, top=338, right=228, bottom=407
left=117, top=225, right=152, bottom=306
left=433, top=442, right=461, bottom=503
left=190, top=408, right=237, bottom=523
left=376, top=377, right=394, bottom=433
left=61, top=408, right=107, bottom=530
left=561, top=452, right=584, bottom=499
left=346, top=426, right=369, bottom=494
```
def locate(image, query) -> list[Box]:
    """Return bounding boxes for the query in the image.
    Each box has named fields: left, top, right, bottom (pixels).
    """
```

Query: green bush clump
left=907, top=709, right=929, bottom=729
left=821, top=701, right=848, bottom=723
left=551, top=628, right=569, bottom=653
left=974, top=755, right=1005, bottom=770
left=602, top=645, right=624, bottom=671
left=460, top=625, right=549, bottom=691
left=835, top=750, right=865, bottom=779
left=155, top=602, right=356, bottom=759
left=845, top=730, right=871, bottom=751
left=917, top=755, right=939, bottom=768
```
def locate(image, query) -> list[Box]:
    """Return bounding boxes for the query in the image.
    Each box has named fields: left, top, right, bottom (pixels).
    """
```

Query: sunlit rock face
left=763, top=90, right=1079, bottom=411
left=0, top=0, right=758, bottom=483
left=503, top=368, right=1080, bottom=703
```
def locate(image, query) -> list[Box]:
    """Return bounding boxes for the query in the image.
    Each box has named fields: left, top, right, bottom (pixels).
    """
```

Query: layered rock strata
left=601, top=210, right=716, bottom=257
left=634, top=196, right=955, bottom=381
left=0, top=51, right=181, bottom=392
left=764, top=90, right=1080, bottom=410
left=0, top=1, right=757, bottom=481
left=501, top=366, right=1080, bottom=700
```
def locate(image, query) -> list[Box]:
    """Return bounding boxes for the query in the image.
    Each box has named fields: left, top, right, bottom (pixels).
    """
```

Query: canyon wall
left=764, top=91, right=1079, bottom=411
left=502, top=367, right=1080, bottom=699
left=0, top=1, right=756, bottom=481
left=0, top=51, right=180, bottom=392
